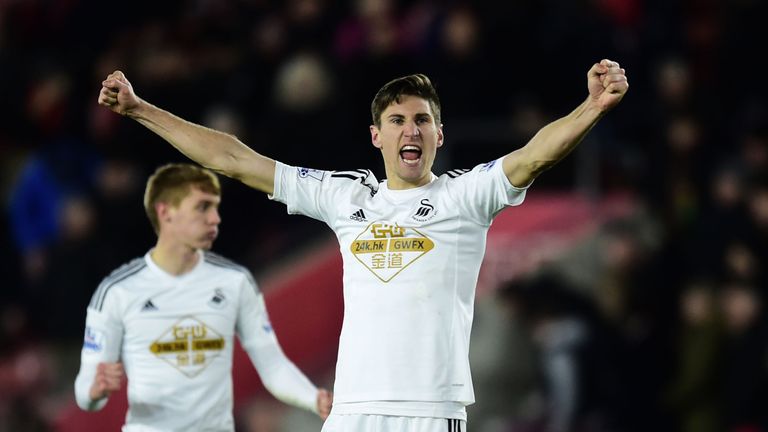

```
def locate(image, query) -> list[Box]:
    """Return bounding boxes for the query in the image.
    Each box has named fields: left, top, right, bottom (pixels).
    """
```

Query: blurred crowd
left=1, top=0, right=767, bottom=431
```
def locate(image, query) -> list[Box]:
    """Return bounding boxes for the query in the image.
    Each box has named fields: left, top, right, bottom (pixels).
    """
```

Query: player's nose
left=404, top=120, right=421, bottom=137
left=209, top=208, right=221, bottom=225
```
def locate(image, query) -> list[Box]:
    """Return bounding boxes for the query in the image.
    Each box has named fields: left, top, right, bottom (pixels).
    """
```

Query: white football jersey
left=74, top=250, right=318, bottom=432
left=271, top=158, right=528, bottom=419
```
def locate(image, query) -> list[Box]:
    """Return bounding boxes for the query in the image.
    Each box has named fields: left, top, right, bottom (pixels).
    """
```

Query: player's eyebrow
left=387, top=113, right=433, bottom=120
left=195, top=196, right=220, bottom=208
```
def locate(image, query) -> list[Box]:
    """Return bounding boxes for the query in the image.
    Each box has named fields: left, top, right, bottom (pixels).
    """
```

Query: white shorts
left=321, top=414, right=466, bottom=432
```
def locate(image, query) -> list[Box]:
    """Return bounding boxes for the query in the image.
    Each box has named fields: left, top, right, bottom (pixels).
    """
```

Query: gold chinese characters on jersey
left=150, top=316, right=225, bottom=377
left=350, top=222, right=434, bottom=283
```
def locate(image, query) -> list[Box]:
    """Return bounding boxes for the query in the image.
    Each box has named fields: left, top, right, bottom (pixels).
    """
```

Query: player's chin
left=399, top=166, right=427, bottom=183
left=197, top=239, right=216, bottom=250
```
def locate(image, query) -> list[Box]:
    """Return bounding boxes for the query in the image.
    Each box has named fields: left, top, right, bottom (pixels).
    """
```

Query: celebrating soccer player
left=97, top=59, right=627, bottom=431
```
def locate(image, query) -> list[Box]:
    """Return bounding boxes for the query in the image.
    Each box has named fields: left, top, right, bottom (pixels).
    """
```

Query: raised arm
left=98, top=71, right=276, bottom=194
left=503, top=59, right=628, bottom=187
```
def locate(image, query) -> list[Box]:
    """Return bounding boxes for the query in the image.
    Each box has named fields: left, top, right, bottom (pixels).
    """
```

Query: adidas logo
left=349, top=209, right=368, bottom=222
left=141, top=299, right=158, bottom=311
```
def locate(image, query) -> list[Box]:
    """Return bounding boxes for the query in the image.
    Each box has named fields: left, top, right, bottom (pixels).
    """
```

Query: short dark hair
left=143, top=163, right=221, bottom=234
left=371, top=74, right=441, bottom=128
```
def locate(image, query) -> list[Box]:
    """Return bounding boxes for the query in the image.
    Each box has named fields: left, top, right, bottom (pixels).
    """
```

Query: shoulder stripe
left=331, top=169, right=374, bottom=179
left=330, top=173, right=365, bottom=181
left=204, top=252, right=259, bottom=292
left=90, top=259, right=147, bottom=311
left=330, top=169, right=379, bottom=196
left=203, top=251, right=241, bottom=267
left=446, top=168, right=470, bottom=178
left=331, top=169, right=369, bottom=176
left=89, top=258, right=144, bottom=308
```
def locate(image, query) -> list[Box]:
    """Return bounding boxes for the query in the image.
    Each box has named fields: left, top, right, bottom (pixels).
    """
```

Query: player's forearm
left=128, top=101, right=276, bottom=193
left=244, top=337, right=319, bottom=413
left=504, top=98, right=604, bottom=186
left=261, top=361, right=319, bottom=413
left=74, top=371, right=109, bottom=411
left=529, top=97, right=604, bottom=162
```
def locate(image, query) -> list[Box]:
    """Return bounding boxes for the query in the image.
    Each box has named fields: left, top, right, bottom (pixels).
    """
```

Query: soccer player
left=74, top=163, right=332, bottom=431
left=98, top=59, right=628, bottom=431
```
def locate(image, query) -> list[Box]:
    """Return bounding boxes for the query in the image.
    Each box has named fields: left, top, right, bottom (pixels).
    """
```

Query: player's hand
left=587, top=59, right=628, bottom=113
left=98, top=70, right=141, bottom=116
left=316, top=388, right=332, bottom=420
left=89, top=361, right=124, bottom=401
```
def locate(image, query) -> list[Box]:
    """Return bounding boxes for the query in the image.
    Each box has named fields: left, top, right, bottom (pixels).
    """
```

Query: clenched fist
left=98, top=71, right=141, bottom=116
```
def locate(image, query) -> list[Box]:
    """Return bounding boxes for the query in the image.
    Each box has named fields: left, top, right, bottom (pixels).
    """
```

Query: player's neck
left=151, top=239, right=200, bottom=276
left=386, top=172, right=435, bottom=190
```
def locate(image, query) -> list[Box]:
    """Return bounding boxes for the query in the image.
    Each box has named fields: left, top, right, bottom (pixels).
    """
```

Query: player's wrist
left=581, top=96, right=609, bottom=119
left=89, top=389, right=105, bottom=401
left=89, top=383, right=108, bottom=401
left=124, top=97, right=148, bottom=119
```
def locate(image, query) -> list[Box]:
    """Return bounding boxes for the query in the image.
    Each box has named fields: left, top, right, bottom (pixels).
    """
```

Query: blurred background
left=1, top=0, right=767, bottom=431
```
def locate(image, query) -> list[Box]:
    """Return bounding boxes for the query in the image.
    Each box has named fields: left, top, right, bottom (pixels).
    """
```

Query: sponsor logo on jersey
left=349, top=209, right=368, bottom=222
left=350, top=222, right=435, bottom=282
left=83, top=326, right=105, bottom=353
left=149, top=316, right=225, bottom=377
left=141, top=299, right=158, bottom=311
left=411, top=199, right=437, bottom=222
left=296, top=167, right=325, bottom=181
left=207, top=288, right=227, bottom=309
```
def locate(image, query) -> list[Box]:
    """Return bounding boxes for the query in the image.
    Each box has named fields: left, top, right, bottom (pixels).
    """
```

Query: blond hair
left=143, top=163, right=221, bottom=233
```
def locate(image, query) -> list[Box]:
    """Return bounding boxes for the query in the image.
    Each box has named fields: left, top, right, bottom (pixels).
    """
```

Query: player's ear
left=156, top=202, right=171, bottom=224
left=370, top=125, right=382, bottom=149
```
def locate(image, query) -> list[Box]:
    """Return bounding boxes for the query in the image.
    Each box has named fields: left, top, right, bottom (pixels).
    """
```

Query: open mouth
left=399, top=145, right=422, bottom=165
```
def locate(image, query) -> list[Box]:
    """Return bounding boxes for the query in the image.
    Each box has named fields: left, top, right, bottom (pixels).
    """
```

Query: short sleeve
left=446, top=157, right=530, bottom=225
left=269, top=161, right=335, bottom=223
